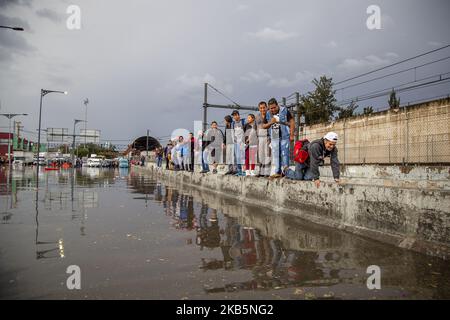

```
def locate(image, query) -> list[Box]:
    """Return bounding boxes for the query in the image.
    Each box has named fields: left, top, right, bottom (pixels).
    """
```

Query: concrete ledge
left=133, top=164, right=450, bottom=260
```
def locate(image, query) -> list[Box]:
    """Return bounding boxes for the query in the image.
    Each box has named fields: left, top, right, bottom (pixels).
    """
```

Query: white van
left=87, top=155, right=102, bottom=167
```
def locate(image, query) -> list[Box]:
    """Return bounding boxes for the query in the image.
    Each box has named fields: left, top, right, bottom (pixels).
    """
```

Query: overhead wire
left=334, top=44, right=450, bottom=86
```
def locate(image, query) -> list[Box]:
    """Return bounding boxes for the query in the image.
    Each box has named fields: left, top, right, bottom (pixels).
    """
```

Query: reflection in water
left=35, top=185, right=65, bottom=260
left=150, top=182, right=335, bottom=293
left=0, top=167, right=449, bottom=299
left=127, top=172, right=449, bottom=299
left=162, top=193, right=334, bottom=294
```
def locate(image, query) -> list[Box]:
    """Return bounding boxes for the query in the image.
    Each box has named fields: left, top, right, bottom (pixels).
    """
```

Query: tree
left=363, top=106, right=374, bottom=115
left=75, top=143, right=118, bottom=159
left=388, top=89, right=400, bottom=110
left=337, top=101, right=358, bottom=120
left=300, top=75, right=338, bottom=125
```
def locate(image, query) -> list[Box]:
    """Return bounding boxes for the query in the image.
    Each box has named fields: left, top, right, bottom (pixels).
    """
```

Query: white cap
left=324, top=132, right=338, bottom=142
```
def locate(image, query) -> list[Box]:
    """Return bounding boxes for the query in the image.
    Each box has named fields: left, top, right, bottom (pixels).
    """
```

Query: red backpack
left=293, top=139, right=310, bottom=163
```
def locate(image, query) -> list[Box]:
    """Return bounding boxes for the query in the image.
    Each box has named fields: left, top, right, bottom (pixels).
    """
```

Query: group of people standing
left=158, top=97, right=341, bottom=186
left=220, top=98, right=294, bottom=178
left=155, top=134, right=195, bottom=172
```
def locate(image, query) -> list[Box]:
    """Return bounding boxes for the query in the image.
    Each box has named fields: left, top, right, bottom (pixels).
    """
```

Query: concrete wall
left=303, top=98, right=450, bottom=164
left=133, top=164, right=450, bottom=260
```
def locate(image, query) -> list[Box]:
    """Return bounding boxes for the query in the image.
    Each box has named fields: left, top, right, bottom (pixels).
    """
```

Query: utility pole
left=72, top=119, right=85, bottom=166
left=15, top=121, right=24, bottom=150
left=37, top=89, right=67, bottom=176
left=15, top=121, right=21, bottom=139
left=83, top=98, right=89, bottom=148
left=0, top=113, right=27, bottom=169
left=295, top=92, right=300, bottom=142
left=203, top=83, right=208, bottom=132
left=146, top=129, right=149, bottom=158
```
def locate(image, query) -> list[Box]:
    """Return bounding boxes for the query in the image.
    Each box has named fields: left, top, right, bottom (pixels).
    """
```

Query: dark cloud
left=0, top=0, right=449, bottom=142
left=0, top=31, right=34, bottom=51
left=0, top=0, right=32, bottom=8
left=35, top=8, right=61, bottom=23
left=0, top=14, right=34, bottom=61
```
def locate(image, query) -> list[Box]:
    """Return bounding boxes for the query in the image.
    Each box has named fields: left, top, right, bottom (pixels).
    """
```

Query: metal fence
left=301, top=99, right=450, bottom=165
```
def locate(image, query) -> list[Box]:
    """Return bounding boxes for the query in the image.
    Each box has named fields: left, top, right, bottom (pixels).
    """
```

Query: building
left=0, top=132, right=46, bottom=164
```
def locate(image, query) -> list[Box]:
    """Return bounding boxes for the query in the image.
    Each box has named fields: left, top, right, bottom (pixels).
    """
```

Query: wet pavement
left=0, top=166, right=449, bottom=300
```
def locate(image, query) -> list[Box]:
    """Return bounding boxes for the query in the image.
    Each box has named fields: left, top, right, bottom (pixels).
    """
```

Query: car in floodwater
left=33, top=156, right=46, bottom=166
left=12, top=159, right=24, bottom=166
left=87, top=155, right=103, bottom=167
left=101, top=159, right=114, bottom=167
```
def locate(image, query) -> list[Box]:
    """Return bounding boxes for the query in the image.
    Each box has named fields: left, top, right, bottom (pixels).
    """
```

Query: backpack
left=293, top=139, right=310, bottom=163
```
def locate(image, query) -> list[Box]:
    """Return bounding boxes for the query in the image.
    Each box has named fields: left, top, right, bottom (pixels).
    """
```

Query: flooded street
left=0, top=167, right=449, bottom=300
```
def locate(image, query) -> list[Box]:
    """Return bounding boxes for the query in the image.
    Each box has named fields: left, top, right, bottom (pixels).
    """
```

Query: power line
left=336, top=76, right=450, bottom=107
left=207, top=83, right=241, bottom=107
left=198, top=46, right=450, bottom=134
left=334, top=44, right=450, bottom=85
left=279, top=45, right=450, bottom=100
left=399, top=93, right=450, bottom=107
left=337, top=71, right=450, bottom=105
left=335, top=55, right=450, bottom=91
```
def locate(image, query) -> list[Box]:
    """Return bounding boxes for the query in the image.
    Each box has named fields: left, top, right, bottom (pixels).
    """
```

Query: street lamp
left=72, top=119, right=86, bottom=165
left=83, top=98, right=89, bottom=147
left=36, top=89, right=67, bottom=176
left=0, top=26, right=24, bottom=31
left=0, top=113, right=28, bottom=168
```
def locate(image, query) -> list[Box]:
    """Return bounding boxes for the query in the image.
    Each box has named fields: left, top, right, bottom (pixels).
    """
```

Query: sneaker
left=224, top=170, right=233, bottom=175
left=200, top=170, right=210, bottom=174
left=212, top=169, right=218, bottom=174
left=245, top=170, right=250, bottom=176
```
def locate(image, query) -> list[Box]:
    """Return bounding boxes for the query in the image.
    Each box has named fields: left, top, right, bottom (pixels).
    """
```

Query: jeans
left=156, top=156, right=162, bottom=167
left=225, top=143, right=236, bottom=173
left=183, top=155, right=190, bottom=170
left=285, top=162, right=314, bottom=180
left=202, top=150, right=210, bottom=171
left=271, top=138, right=290, bottom=175
left=234, top=143, right=245, bottom=173
left=258, top=132, right=271, bottom=176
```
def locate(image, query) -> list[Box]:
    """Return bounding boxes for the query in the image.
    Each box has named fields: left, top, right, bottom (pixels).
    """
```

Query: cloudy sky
left=1, top=0, right=449, bottom=148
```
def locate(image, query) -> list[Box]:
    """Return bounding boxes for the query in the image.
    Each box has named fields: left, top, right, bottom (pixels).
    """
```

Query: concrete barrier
left=133, top=164, right=450, bottom=260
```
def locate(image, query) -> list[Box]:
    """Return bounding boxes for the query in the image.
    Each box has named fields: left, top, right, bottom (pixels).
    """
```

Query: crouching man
left=285, top=132, right=340, bottom=187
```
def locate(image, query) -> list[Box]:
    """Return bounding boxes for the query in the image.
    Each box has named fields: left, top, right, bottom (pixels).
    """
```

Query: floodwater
left=0, top=166, right=449, bottom=300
